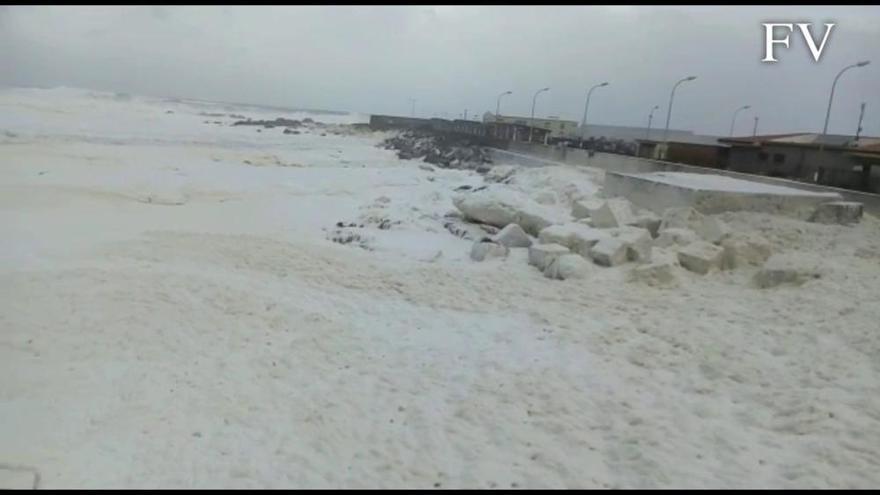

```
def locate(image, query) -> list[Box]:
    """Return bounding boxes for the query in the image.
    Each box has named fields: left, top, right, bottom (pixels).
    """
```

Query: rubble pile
left=380, top=131, right=493, bottom=172
left=449, top=188, right=830, bottom=289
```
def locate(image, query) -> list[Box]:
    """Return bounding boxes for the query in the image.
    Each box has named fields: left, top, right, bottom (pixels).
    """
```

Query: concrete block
left=571, top=198, right=605, bottom=219
left=470, top=240, right=508, bottom=261
left=720, top=232, right=772, bottom=269
left=538, top=223, right=611, bottom=257
left=809, top=201, right=864, bottom=225
left=590, top=197, right=636, bottom=228
left=677, top=241, right=724, bottom=275
left=654, top=228, right=699, bottom=248
left=544, top=253, right=592, bottom=280
left=492, top=223, right=532, bottom=248
left=628, top=260, right=678, bottom=287
left=608, top=226, right=653, bottom=263
left=528, top=243, right=570, bottom=271
left=626, top=212, right=662, bottom=238
left=754, top=253, right=823, bottom=288
left=589, top=237, right=629, bottom=267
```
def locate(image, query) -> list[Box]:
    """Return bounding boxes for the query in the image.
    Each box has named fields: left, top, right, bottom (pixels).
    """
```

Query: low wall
left=491, top=142, right=880, bottom=216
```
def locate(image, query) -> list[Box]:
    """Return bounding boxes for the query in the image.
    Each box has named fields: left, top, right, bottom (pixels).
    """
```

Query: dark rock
left=232, top=117, right=302, bottom=128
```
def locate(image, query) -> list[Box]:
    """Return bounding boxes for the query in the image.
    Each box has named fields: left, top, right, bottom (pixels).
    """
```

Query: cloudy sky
left=2, top=5, right=878, bottom=136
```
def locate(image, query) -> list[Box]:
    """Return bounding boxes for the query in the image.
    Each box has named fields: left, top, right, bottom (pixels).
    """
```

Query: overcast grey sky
left=2, top=5, right=878, bottom=136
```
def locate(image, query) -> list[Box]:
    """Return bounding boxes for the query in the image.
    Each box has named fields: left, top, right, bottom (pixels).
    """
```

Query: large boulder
left=544, top=253, right=592, bottom=280
left=492, top=223, right=532, bottom=248
left=754, top=253, right=824, bottom=288
left=720, top=232, right=772, bottom=269
left=528, top=243, right=570, bottom=271
left=677, top=241, right=724, bottom=275
left=538, top=223, right=611, bottom=257
left=589, top=237, right=629, bottom=267
left=659, top=207, right=704, bottom=231
left=590, top=198, right=636, bottom=228
left=470, top=240, right=508, bottom=261
left=809, top=201, right=864, bottom=225
left=607, top=226, right=653, bottom=263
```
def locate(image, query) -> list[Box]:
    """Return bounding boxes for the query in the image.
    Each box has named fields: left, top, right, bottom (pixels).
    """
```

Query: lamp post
left=820, top=60, right=870, bottom=151
left=408, top=98, right=416, bottom=118
left=663, top=75, right=697, bottom=141
left=581, top=82, right=609, bottom=137
left=529, top=87, right=550, bottom=143
left=646, top=105, right=660, bottom=140
left=728, top=105, right=751, bottom=137
left=495, top=91, right=512, bottom=118
left=753, top=116, right=759, bottom=137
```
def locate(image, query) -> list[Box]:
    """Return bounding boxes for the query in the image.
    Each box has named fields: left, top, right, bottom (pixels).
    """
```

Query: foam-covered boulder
left=544, top=253, right=592, bottom=280
left=470, top=240, right=508, bottom=261
left=589, top=237, right=628, bottom=267
left=695, top=216, right=732, bottom=244
left=754, top=253, right=824, bottom=288
left=590, top=198, right=636, bottom=228
left=538, top=223, right=611, bottom=257
left=626, top=212, right=662, bottom=238
left=677, top=241, right=724, bottom=275
left=532, top=190, right=558, bottom=205
left=492, top=223, right=532, bottom=248
left=571, top=198, right=605, bottom=220
left=720, top=232, right=772, bottom=269
left=453, top=188, right=564, bottom=236
left=485, top=165, right=517, bottom=183
left=528, top=243, right=570, bottom=271
left=809, top=201, right=864, bottom=225
left=628, top=260, right=678, bottom=287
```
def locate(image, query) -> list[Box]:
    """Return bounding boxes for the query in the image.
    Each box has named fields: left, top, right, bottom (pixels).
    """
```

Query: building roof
left=637, top=135, right=729, bottom=147
left=719, top=133, right=880, bottom=151
left=489, top=114, right=579, bottom=126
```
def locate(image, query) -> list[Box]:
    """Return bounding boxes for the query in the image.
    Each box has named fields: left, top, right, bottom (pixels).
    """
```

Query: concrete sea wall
left=489, top=142, right=880, bottom=217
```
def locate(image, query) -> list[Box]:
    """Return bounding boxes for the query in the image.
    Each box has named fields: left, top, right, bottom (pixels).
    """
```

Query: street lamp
left=646, top=105, right=660, bottom=140
left=496, top=91, right=512, bottom=118
left=529, top=87, right=550, bottom=143
left=820, top=60, right=870, bottom=151
left=408, top=98, right=416, bottom=118
left=663, top=75, right=697, bottom=141
left=581, top=82, right=609, bottom=137
left=728, top=105, right=751, bottom=137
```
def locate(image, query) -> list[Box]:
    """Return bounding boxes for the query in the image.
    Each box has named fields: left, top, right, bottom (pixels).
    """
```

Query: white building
left=482, top=113, right=579, bottom=139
